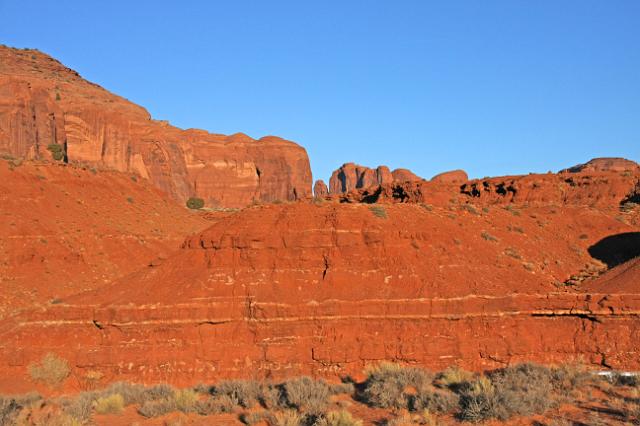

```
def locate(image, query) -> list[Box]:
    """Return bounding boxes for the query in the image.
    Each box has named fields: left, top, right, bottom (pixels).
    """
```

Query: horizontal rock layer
left=1, top=190, right=638, bottom=390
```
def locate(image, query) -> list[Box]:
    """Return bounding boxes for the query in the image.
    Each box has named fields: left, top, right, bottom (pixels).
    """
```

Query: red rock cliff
left=0, top=46, right=312, bottom=208
left=329, top=163, right=422, bottom=193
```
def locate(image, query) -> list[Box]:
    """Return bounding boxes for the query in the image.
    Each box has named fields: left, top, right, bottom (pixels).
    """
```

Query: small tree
left=46, top=144, right=65, bottom=161
left=186, top=197, right=205, bottom=209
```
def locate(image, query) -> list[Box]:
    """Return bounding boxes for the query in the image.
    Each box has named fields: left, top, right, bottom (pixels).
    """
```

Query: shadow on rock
left=588, top=232, right=640, bottom=268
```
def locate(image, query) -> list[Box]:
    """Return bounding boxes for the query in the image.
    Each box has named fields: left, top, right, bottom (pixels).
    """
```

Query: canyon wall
left=0, top=46, right=312, bottom=208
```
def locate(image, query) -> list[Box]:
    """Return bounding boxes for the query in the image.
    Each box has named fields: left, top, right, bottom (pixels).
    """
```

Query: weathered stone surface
left=560, top=157, right=640, bottom=173
left=329, top=163, right=421, bottom=193
left=313, top=179, right=329, bottom=197
left=431, top=169, right=468, bottom=183
left=0, top=46, right=312, bottom=208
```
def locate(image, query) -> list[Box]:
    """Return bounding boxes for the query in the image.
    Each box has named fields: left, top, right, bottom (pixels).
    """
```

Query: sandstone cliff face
left=1, top=177, right=639, bottom=389
left=0, top=46, right=312, bottom=207
left=329, top=163, right=422, bottom=194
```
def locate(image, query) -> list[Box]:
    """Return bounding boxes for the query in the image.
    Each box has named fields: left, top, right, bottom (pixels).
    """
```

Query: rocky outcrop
left=0, top=46, right=312, bottom=208
left=1, top=194, right=639, bottom=389
left=329, top=163, right=422, bottom=194
left=313, top=179, right=329, bottom=197
left=391, top=168, right=422, bottom=183
left=338, top=169, right=640, bottom=207
left=431, top=169, right=468, bottom=183
left=560, top=157, right=640, bottom=174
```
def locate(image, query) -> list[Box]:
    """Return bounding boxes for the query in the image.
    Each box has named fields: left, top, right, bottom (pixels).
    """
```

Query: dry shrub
left=174, top=389, right=198, bottom=412
left=94, top=393, right=124, bottom=415
left=283, top=376, right=330, bottom=414
left=1, top=391, right=42, bottom=424
left=260, top=383, right=286, bottom=409
left=271, top=410, right=305, bottom=426
left=214, top=380, right=261, bottom=408
left=411, top=390, right=458, bottom=413
left=100, top=382, right=146, bottom=405
left=550, top=363, right=592, bottom=399
left=138, top=397, right=177, bottom=418
left=28, top=353, right=71, bottom=387
left=369, top=205, right=388, bottom=219
left=328, top=382, right=355, bottom=396
left=362, top=362, right=448, bottom=412
left=315, top=410, right=363, bottom=426
left=434, top=366, right=474, bottom=390
left=459, top=363, right=556, bottom=422
left=0, top=397, right=22, bottom=425
left=194, top=394, right=237, bottom=415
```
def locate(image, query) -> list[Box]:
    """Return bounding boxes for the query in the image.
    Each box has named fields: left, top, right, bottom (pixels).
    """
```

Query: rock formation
left=431, top=169, right=468, bottom=183
left=313, top=179, right=329, bottom=197
left=0, top=46, right=312, bottom=208
left=328, top=163, right=422, bottom=194
left=560, top=157, right=640, bottom=173
left=1, top=166, right=639, bottom=390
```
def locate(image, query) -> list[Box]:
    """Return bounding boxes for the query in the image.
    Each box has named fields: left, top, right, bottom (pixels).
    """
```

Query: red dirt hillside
left=0, top=46, right=312, bottom=208
left=1, top=162, right=638, bottom=393
left=0, top=157, right=212, bottom=319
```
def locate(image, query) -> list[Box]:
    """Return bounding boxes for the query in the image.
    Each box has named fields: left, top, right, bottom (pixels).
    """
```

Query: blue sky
left=1, top=1, right=638, bottom=182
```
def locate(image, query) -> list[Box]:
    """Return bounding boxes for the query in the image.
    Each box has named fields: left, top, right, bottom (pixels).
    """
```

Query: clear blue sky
left=1, top=1, right=639, bottom=182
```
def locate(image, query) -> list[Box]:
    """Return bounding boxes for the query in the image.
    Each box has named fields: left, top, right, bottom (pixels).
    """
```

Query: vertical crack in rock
left=322, top=254, right=329, bottom=281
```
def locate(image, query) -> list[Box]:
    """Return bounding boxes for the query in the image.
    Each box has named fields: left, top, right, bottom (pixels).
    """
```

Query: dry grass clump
left=369, top=205, right=388, bottom=219
left=284, top=376, right=331, bottom=414
left=1, top=393, right=42, bottom=425
left=361, top=362, right=457, bottom=415
left=434, top=367, right=475, bottom=390
left=274, top=410, right=306, bottom=426
left=138, top=388, right=197, bottom=417
left=213, top=379, right=262, bottom=408
left=386, top=409, right=437, bottom=425
left=28, top=353, right=70, bottom=387
left=94, top=393, right=124, bottom=415
left=458, top=363, right=556, bottom=422
left=315, top=409, right=363, bottom=426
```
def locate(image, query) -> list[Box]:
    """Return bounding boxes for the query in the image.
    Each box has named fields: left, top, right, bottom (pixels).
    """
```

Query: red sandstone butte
left=329, top=163, right=422, bottom=193
left=0, top=46, right=312, bottom=208
left=431, top=169, right=468, bottom=183
left=313, top=179, right=329, bottom=197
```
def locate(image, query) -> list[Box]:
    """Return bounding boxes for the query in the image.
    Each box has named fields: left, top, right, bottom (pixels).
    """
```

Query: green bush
left=369, top=205, right=388, bottom=219
left=46, top=144, right=65, bottom=161
left=186, top=197, right=205, bottom=209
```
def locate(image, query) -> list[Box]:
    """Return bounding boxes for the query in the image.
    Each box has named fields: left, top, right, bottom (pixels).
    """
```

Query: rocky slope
left=1, top=164, right=639, bottom=392
left=0, top=157, right=213, bottom=319
left=0, top=46, right=312, bottom=208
